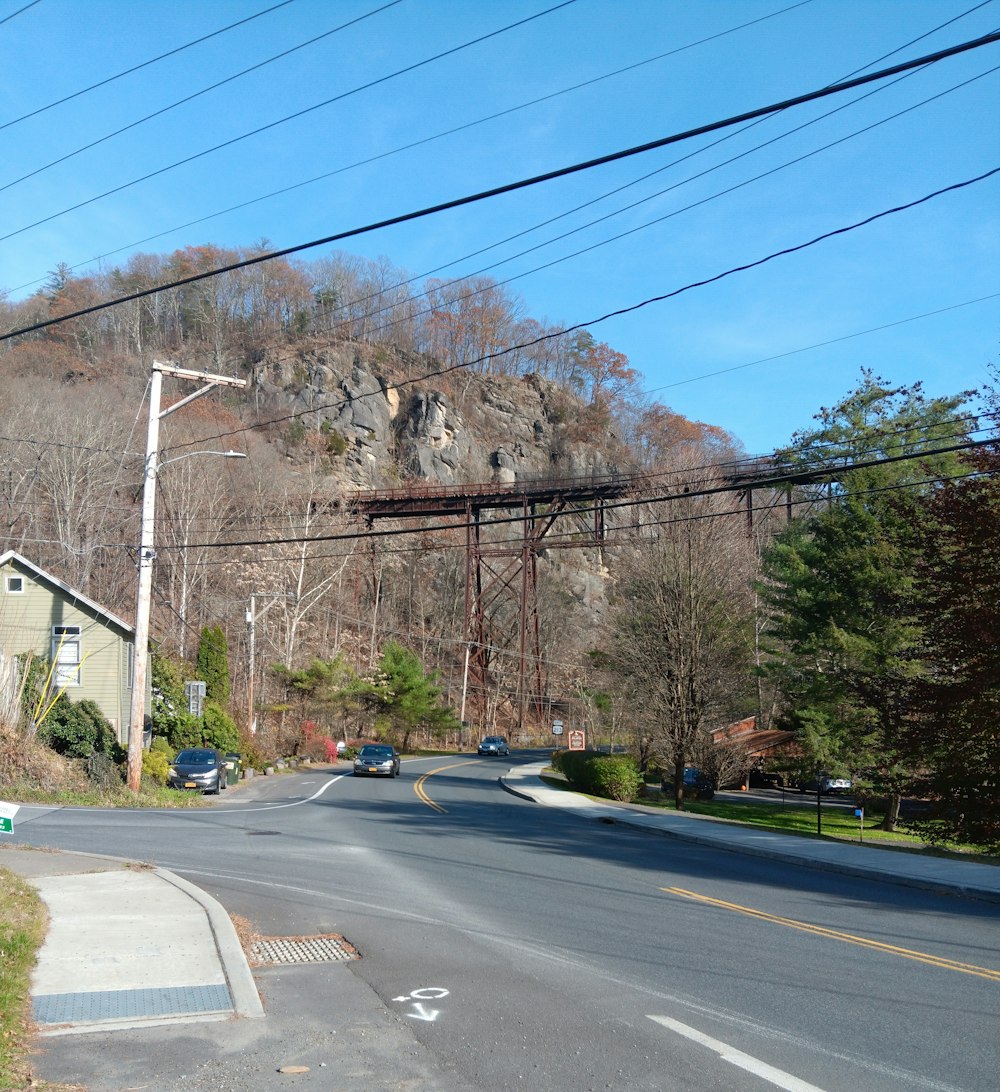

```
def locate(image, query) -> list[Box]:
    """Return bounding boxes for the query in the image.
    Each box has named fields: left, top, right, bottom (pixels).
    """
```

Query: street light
left=126, top=361, right=246, bottom=792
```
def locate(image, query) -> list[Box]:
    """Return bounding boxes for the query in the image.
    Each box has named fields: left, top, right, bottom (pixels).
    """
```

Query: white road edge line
left=647, top=1015, right=827, bottom=1092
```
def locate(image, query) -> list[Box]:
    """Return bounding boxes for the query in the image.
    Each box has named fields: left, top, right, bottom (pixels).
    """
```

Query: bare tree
left=608, top=490, right=755, bottom=808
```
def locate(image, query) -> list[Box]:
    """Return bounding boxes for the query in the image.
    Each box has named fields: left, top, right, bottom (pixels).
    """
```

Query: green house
left=0, top=551, right=143, bottom=744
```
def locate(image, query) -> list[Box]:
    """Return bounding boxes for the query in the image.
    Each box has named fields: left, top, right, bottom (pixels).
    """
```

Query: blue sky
left=1, top=0, right=997, bottom=455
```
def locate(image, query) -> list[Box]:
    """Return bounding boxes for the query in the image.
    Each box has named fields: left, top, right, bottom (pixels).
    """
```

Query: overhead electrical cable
left=13, top=411, right=988, bottom=535
left=144, top=167, right=1000, bottom=457
left=4, top=27, right=997, bottom=343
left=171, top=466, right=999, bottom=570
left=324, top=63, right=990, bottom=347
left=136, top=435, right=999, bottom=552
left=0, top=0, right=578, bottom=242
left=313, top=2, right=997, bottom=335
left=0, top=0, right=405, bottom=193
left=644, top=293, right=1000, bottom=395
left=0, top=0, right=42, bottom=29
left=0, top=0, right=297, bottom=132
left=4, top=0, right=814, bottom=294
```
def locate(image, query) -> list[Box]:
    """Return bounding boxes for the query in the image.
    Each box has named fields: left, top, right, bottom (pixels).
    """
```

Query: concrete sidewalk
left=501, top=762, right=1000, bottom=904
left=1, top=847, right=263, bottom=1036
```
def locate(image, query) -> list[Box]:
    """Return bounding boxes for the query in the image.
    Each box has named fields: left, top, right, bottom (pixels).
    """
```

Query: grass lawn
left=540, top=774, right=994, bottom=863
left=0, top=866, right=46, bottom=1090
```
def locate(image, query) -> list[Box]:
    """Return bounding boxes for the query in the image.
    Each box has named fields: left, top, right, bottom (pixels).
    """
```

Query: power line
left=4, top=0, right=814, bottom=295
left=3, top=26, right=998, bottom=341
left=314, top=2, right=996, bottom=343
left=317, top=61, right=995, bottom=351
left=644, top=293, right=1000, bottom=395
left=134, top=434, right=998, bottom=552
left=0, top=0, right=405, bottom=194
left=0, top=0, right=578, bottom=244
left=0, top=0, right=42, bottom=29
left=0, top=0, right=296, bottom=132
left=155, top=166, right=1000, bottom=455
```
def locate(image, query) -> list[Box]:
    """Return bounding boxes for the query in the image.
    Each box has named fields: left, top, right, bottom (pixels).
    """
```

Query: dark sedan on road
left=167, top=748, right=228, bottom=794
left=353, top=744, right=401, bottom=777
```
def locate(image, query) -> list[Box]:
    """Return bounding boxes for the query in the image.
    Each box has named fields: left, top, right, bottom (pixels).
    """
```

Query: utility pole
left=126, top=361, right=247, bottom=793
left=245, top=592, right=291, bottom=736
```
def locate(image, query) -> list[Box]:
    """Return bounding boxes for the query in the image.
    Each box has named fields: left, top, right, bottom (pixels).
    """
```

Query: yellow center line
left=413, top=760, right=480, bottom=814
left=661, top=887, right=1000, bottom=982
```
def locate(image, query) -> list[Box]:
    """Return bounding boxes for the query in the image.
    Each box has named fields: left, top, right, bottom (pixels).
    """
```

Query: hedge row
left=551, top=749, right=642, bottom=802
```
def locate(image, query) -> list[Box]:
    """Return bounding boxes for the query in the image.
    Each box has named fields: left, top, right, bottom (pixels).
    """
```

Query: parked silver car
left=168, top=748, right=228, bottom=794
left=353, top=744, right=400, bottom=777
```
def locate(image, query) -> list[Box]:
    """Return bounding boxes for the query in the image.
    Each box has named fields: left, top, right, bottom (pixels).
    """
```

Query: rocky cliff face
left=252, top=345, right=629, bottom=633
left=255, top=346, right=630, bottom=490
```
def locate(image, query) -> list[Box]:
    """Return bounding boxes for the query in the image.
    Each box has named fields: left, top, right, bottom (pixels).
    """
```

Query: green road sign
left=0, top=817, right=12, bottom=833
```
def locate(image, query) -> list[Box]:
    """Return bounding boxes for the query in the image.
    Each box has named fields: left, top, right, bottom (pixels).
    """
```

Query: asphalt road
left=13, top=754, right=1000, bottom=1091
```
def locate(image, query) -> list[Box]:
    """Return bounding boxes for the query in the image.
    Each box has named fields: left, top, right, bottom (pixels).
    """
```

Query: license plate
left=368, top=767, right=379, bottom=773
left=184, top=781, right=198, bottom=789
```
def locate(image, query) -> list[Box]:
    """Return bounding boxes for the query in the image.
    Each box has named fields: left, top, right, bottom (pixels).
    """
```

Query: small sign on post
left=0, top=801, right=20, bottom=834
left=552, top=719, right=564, bottom=736
left=568, top=729, right=586, bottom=751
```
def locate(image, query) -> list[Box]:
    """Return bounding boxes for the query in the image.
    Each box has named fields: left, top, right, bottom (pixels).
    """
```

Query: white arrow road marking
left=647, top=1016, right=827, bottom=1092
left=407, top=1004, right=440, bottom=1022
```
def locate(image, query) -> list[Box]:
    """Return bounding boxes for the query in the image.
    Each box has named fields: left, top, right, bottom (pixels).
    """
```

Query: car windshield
left=483, top=737, right=502, bottom=744
left=359, top=746, right=392, bottom=758
left=176, top=750, right=214, bottom=765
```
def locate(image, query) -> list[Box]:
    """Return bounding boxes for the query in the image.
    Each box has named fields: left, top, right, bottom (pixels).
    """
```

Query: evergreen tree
left=761, top=374, right=974, bottom=829
left=906, top=445, right=1000, bottom=851
left=370, top=642, right=458, bottom=751
left=196, top=625, right=230, bottom=704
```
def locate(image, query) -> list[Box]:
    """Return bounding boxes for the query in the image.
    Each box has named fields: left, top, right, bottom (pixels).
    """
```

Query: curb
left=156, top=868, right=265, bottom=1019
left=500, top=769, right=1000, bottom=905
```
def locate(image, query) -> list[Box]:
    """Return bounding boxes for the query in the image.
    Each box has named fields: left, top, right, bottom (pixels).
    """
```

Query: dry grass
left=0, top=729, right=87, bottom=796
left=229, top=912, right=262, bottom=965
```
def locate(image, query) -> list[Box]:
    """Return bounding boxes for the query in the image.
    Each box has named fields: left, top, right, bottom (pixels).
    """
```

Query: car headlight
left=168, top=767, right=177, bottom=777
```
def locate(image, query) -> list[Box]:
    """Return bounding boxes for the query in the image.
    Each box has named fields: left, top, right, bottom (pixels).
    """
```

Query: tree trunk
left=674, top=756, right=686, bottom=811
left=880, top=792, right=901, bottom=831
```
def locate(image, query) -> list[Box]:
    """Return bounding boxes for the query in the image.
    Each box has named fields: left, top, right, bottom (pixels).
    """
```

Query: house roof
left=0, top=550, right=134, bottom=636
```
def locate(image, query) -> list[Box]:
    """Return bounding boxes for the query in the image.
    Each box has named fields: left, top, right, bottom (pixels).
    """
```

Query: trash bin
left=224, top=752, right=242, bottom=783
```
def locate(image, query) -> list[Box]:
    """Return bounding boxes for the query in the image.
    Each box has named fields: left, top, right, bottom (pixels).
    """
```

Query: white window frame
left=5, top=575, right=24, bottom=594
left=52, top=626, right=82, bottom=688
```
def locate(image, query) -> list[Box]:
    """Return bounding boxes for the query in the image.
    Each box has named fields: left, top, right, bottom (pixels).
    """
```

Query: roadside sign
left=0, top=801, right=19, bottom=834
left=552, top=719, right=564, bottom=735
left=568, top=729, right=586, bottom=751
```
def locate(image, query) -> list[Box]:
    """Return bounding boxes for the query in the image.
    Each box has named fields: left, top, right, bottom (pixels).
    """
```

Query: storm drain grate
left=252, top=934, right=357, bottom=965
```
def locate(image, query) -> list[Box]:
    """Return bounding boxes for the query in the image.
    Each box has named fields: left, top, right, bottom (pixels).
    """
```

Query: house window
left=5, top=575, right=24, bottom=594
left=52, top=626, right=82, bottom=688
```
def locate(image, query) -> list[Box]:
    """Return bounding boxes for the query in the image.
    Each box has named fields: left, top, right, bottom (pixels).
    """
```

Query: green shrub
left=552, top=749, right=641, bottom=802
left=150, top=736, right=173, bottom=758
left=588, top=755, right=642, bottom=801
left=170, top=716, right=205, bottom=751
left=142, top=749, right=171, bottom=785
left=40, top=696, right=120, bottom=760
left=202, top=703, right=240, bottom=752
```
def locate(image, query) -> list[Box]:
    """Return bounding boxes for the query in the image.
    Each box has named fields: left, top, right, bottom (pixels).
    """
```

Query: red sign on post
left=567, top=729, right=586, bottom=751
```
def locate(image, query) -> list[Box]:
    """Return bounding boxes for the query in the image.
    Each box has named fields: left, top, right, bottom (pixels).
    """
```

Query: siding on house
left=0, top=552, right=138, bottom=743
